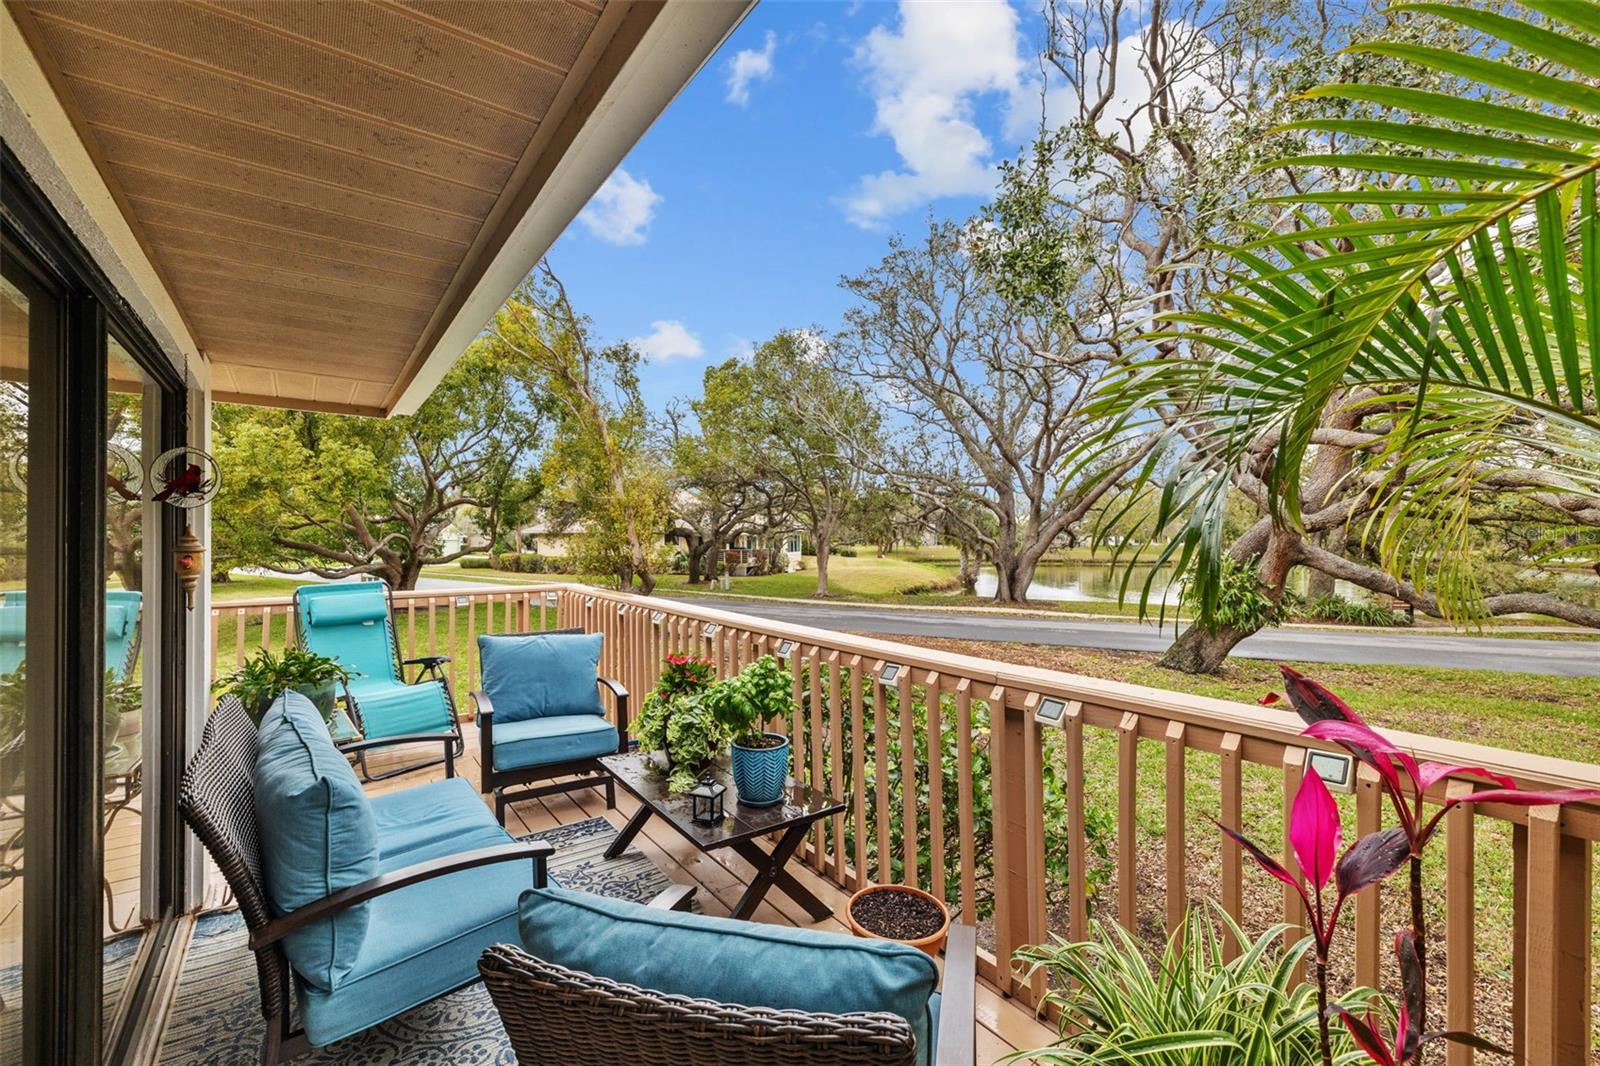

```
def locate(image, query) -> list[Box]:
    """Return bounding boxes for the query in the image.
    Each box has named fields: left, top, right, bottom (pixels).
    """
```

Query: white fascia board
left=389, top=0, right=751, bottom=416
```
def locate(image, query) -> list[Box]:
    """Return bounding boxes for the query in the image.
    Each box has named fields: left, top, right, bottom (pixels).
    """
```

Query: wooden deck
left=361, top=725, right=1057, bottom=1063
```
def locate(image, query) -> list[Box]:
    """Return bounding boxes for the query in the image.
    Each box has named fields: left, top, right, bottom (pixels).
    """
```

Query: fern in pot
left=216, top=646, right=349, bottom=728
left=707, top=655, right=792, bottom=807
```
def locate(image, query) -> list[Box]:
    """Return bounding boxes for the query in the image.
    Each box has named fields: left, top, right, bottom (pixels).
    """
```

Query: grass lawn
left=656, top=553, right=953, bottom=599
left=211, top=574, right=308, bottom=601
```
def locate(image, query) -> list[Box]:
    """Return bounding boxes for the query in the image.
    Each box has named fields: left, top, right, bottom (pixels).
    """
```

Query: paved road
left=660, top=596, right=1600, bottom=678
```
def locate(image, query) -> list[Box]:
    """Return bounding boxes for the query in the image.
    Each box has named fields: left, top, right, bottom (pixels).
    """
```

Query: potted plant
left=846, top=883, right=951, bottom=956
left=707, top=654, right=792, bottom=807
left=635, top=655, right=724, bottom=792
left=215, top=646, right=349, bottom=727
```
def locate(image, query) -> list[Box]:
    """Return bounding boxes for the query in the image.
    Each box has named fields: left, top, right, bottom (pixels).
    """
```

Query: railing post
left=1444, top=780, right=1475, bottom=1066
left=1525, top=804, right=1593, bottom=1065
left=1355, top=762, right=1382, bottom=990
left=991, top=690, right=1044, bottom=1005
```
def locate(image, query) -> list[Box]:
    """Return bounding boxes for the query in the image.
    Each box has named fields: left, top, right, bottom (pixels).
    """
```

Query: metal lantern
left=687, top=775, right=726, bottom=826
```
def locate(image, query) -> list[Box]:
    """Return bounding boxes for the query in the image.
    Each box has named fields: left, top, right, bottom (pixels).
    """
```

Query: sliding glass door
left=2, top=146, right=188, bottom=1066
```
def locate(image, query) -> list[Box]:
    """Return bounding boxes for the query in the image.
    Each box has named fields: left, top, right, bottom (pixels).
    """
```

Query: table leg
left=730, top=821, right=833, bottom=922
left=604, top=802, right=653, bottom=861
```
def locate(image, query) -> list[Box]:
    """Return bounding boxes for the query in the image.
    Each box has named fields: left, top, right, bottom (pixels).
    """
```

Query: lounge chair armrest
left=646, top=884, right=697, bottom=911
left=597, top=676, right=628, bottom=701
left=250, top=840, right=555, bottom=951
left=935, top=923, right=977, bottom=1066
left=404, top=655, right=452, bottom=667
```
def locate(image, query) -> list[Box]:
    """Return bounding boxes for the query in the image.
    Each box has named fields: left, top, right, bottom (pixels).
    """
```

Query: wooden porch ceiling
left=7, top=1, right=689, bottom=416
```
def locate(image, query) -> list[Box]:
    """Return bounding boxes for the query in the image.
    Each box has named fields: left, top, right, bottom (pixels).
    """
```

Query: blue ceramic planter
left=730, top=733, right=790, bottom=807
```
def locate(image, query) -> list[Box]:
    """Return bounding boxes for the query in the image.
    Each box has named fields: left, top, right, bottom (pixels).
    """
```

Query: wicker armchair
left=179, top=696, right=553, bottom=1064
left=480, top=923, right=978, bottom=1066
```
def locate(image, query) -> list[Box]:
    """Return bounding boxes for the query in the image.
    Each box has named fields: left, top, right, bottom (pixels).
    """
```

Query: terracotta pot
left=846, top=883, right=950, bottom=956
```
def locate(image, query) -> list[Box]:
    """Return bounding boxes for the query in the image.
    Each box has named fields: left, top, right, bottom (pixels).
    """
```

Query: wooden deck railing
left=210, top=582, right=1598, bottom=1064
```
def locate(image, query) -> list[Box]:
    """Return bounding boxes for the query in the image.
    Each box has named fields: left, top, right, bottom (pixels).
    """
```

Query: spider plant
left=1009, top=903, right=1379, bottom=1065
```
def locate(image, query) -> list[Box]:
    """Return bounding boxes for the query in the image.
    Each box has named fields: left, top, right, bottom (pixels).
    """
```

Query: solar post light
left=1033, top=696, right=1071, bottom=728
left=775, top=639, right=795, bottom=657
left=878, top=663, right=902, bottom=684
left=1304, top=749, right=1357, bottom=794
left=651, top=611, right=665, bottom=625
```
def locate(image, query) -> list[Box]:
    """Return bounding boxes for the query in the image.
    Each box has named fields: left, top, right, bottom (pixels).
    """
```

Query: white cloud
left=722, top=334, right=756, bottom=359
left=726, top=30, right=777, bottom=107
left=632, top=320, right=705, bottom=362
left=842, top=0, right=1029, bottom=229
left=577, top=167, right=661, bottom=245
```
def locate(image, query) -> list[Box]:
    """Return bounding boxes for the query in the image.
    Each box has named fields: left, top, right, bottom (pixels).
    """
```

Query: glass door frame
left=2, top=142, right=188, bottom=1066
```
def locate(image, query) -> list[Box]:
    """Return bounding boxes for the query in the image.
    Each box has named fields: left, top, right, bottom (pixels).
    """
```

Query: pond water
left=968, top=560, right=1357, bottom=605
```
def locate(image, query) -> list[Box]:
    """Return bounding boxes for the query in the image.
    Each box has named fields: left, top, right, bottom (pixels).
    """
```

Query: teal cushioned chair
left=180, top=693, right=556, bottom=1064
left=480, top=886, right=977, bottom=1066
left=294, top=581, right=461, bottom=781
left=471, top=630, right=629, bottom=824
left=0, top=589, right=140, bottom=678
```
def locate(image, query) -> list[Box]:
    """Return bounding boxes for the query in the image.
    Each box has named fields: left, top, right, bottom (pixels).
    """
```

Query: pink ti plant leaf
left=1328, top=1005, right=1399, bottom=1066
left=1290, top=766, right=1341, bottom=890
left=1279, top=665, right=1369, bottom=726
left=1335, top=826, right=1411, bottom=900
left=1419, top=786, right=1600, bottom=849
left=1395, top=930, right=1425, bottom=1062
left=1212, top=817, right=1313, bottom=914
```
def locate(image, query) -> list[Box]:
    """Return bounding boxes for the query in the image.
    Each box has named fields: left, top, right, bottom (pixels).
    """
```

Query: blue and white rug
left=158, top=815, right=683, bottom=1064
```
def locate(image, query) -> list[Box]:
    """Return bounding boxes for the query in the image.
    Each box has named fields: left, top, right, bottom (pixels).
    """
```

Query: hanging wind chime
left=151, top=445, right=220, bottom=609
left=151, top=354, right=220, bottom=610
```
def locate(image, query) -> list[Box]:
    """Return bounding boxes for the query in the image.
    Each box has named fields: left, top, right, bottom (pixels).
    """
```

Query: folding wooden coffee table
left=599, top=752, right=845, bottom=921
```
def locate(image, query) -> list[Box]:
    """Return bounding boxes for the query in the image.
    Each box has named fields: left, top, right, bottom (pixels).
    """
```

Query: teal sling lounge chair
left=294, top=582, right=462, bottom=782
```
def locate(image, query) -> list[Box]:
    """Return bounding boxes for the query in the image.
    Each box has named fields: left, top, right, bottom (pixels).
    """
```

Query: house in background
left=0, top=3, right=749, bottom=1061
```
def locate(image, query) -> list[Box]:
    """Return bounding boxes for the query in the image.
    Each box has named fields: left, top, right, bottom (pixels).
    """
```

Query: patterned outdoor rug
left=158, top=815, right=682, bottom=1064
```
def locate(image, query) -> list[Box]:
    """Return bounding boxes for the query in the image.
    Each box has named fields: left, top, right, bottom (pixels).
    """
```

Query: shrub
left=489, top=552, right=576, bottom=575
left=1011, top=905, right=1374, bottom=1065
left=458, top=555, right=492, bottom=569
left=1302, top=594, right=1404, bottom=627
left=834, top=546, right=858, bottom=558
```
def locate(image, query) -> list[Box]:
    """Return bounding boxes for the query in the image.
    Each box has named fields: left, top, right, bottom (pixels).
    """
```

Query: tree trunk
left=958, top=544, right=977, bottom=594
left=636, top=568, right=657, bottom=595
left=1158, top=530, right=1298, bottom=673
left=991, top=554, right=1032, bottom=605
left=686, top=539, right=709, bottom=584
left=814, top=537, right=831, bottom=597
left=1157, top=623, right=1257, bottom=673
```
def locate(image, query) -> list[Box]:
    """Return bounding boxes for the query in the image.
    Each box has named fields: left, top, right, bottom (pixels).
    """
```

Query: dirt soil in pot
left=850, top=890, right=945, bottom=941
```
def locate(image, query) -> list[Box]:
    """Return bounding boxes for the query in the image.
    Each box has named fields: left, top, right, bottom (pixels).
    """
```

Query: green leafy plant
left=215, top=646, right=349, bottom=726
left=707, top=654, right=792, bottom=747
left=1303, top=595, right=1405, bottom=628
left=636, top=655, right=724, bottom=792
left=1011, top=905, right=1377, bottom=1065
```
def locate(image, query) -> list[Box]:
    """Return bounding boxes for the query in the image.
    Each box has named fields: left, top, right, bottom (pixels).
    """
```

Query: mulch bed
left=851, top=889, right=945, bottom=941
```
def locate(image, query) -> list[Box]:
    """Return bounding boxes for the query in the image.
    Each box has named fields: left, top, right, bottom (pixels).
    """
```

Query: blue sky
left=545, top=0, right=1049, bottom=411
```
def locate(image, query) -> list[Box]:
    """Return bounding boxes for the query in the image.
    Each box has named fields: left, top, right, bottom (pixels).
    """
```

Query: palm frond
left=1086, top=0, right=1600, bottom=622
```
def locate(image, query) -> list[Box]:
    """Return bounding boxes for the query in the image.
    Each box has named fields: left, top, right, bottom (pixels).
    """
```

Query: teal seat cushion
left=347, top=677, right=452, bottom=738
left=517, top=886, right=941, bottom=1065
left=369, top=776, right=512, bottom=867
left=478, top=632, right=602, bottom=723
left=298, top=773, right=536, bottom=1047
left=492, top=714, right=617, bottom=771
left=253, top=692, right=379, bottom=992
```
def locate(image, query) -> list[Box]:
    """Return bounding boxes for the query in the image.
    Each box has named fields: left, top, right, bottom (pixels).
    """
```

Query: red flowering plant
left=656, top=654, right=716, bottom=697
left=1228, top=667, right=1600, bottom=1066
